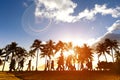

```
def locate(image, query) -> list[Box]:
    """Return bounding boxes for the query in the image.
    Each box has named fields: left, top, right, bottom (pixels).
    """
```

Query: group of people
left=45, top=52, right=76, bottom=71
left=9, top=52, right=92, bottom=71
left=9, top=58, right=24, bottom=71
left=45, top=60, right=55, bottom=71
left=56, top=53, right=76, bottom=71
left=9, top=58, right=32, bottom=71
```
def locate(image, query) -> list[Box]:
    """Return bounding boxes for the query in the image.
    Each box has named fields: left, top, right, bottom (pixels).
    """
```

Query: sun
left=61, top=37, right=84, bottom=46
left=60, top=35, right=96, bottom=46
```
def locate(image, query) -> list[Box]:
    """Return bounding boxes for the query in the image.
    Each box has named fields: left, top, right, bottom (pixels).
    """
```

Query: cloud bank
left=34, top=0, right=120, bottom=23
left=92, top=20, right=120, bottom=48
left=108, top=20, right=120, bottom=33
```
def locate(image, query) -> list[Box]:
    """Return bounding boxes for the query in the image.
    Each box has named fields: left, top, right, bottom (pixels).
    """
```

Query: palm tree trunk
left=36, top=49, right=39, bottom=71
left=111, top=48, right=114, bottom=62
left=48, top=56, right=51, bottom=71
left=78, top=62, right=79, bottom=70
left=44, top=55, right=47, bottom=71
left=103, top=52, right=107, bottom=62
left=98, top=56, right=100, bottom=63
left=2, top=57, right=7, bottom=71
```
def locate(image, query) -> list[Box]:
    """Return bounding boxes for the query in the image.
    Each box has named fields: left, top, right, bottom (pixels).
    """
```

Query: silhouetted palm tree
left=16, top=47, right=28, bottom=59
left=31, top=39, right=43, bottom=71
left=96, top=43, right=110, bottom=62
left=40, top=40, right=55, bottom=70
left=54, top=41, right=64, bottom=53
left=0, top=46, right=10, bottom=71
left=82, top=44, right=93, bottom=61
left=105, top=38, right=119, bottom=62
left=0, top=49, right=3, bottom=66
left=74, top=46, right=82, bottom=70
left=80, top=44, right=93, bottom=70
left=29, top=50, right=35, bottom=61
left=1, top=42, right=18, bottom=71
left=15, top=47, right=28, bottom=71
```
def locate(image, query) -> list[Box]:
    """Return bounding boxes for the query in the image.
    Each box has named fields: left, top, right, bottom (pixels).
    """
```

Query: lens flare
left=22, top=4, right=51, bottom=36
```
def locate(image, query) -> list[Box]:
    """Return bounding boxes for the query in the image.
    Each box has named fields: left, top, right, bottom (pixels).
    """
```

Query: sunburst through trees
left=0, top=38, right=120, bottom=72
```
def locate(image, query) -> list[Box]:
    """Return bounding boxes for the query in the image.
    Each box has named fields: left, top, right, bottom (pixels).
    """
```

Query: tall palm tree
left=0, top=45, right=10, bottom=71
left=96, top=43, right=110, bottom=62
left=40, top=40, right=55, bottom=70
left=0, top=49, right=3, bottom=70
left=15, top=47, right=28, bottom=71
left=1, top=42, right=18, bottom=71
left=74, top=46, right=81, bottom=70
left=81, top=44, right=93, bottom=62
left=29, top=50, right=36, bottom=61
left=31, top=39, right=43, bottom=71
left=105, top=38, right=119, bottom=62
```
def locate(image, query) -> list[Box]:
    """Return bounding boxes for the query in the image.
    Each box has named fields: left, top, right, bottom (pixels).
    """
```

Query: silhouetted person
left=51, top=60, right=54, bottom=70
left=32, top=66, right=34, bottom=71
left=46, top=60, right=50, bottom=71
left=17, top=58, right=24, bottom=71
left=27, top=60, right=31, bottom=71
left=86, top=61, right=92, bottom=71
left=80, top=62, right=84, bottom=70
left=57, top=52, right=64, bottom=71
left=66, top=55, right=71, bottom=70
left=9, top=59, right=16, bottom=71
left=19, top=58, right=24, bottom=71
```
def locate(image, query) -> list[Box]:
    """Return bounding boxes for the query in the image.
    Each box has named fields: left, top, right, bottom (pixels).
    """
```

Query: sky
left=0, top=0, right=120, bottom=50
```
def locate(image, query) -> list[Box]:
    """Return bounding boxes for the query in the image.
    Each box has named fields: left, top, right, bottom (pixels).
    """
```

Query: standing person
left=46, top=60, right=49, bottom=71
left=51, top=60, right=54, bottom=71
left=17, top=58, right=24, bottom=71
left=9, top=59, right=16, bottom=71
left=57, top=52, right=64, bottom=71
left=19, top=58, right=24, bottom=71
left=27, top=60, right=31, bottom=71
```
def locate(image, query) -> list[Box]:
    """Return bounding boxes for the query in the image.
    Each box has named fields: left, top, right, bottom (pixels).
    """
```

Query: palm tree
left=40, top=40, right=55, bottom=70
left=28, top=50, right=36, bottom=61
left=0, top=45, right=10, bottom=71
left=96, top=43, right=110, bottom=62
left=82, top=44, right=93, bottom=62
left=0, top=49, right=3, bottom=68
left=54, top=41, right=65, bottom=53
left=81, top=44, right=93, bottom=69
left=1, top=42, right=18, bottom=71
left=16, top=47, right=28, bottom=59
left=105, top=38, right=119, bottom=62
left=74, top=46, right=82, bottom=70
left=31, top=39, right=43, bottom=71
left=15, top=47, right=28, bottom=71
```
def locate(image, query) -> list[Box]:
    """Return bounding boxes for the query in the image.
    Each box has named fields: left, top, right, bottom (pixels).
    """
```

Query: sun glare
left=63, top=50, right=74, bottom=58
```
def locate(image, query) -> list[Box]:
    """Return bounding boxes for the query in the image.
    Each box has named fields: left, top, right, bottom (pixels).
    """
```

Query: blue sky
left=0, top=0, right=120, bottom=50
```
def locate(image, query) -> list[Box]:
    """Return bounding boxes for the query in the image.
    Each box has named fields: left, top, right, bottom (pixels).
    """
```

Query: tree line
left=0, top=38, right=120, bottom=72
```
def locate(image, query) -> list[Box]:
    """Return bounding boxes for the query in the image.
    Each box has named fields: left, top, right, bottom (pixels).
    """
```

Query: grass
left=9, top=71, right=120, bottom=80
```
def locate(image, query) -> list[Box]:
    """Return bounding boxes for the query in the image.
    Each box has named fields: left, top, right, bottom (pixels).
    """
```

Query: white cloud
left=92, top=20, right=120, bottom=48
left=35, top=0, right=77, bottom=23
left=94, top=4, right=120, bottom=18
left=108, top=20, right=120, bottom=33
left=34, top=0, right=120, bottom=23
